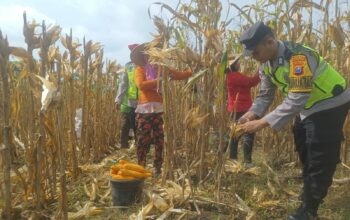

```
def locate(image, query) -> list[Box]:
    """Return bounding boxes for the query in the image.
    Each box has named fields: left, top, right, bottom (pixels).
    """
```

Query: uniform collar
left=267, top=40, right=286, bottom=72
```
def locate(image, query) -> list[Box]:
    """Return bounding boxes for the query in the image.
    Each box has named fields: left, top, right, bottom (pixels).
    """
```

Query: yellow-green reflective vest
left=126, top=63, right=138, bottom=100
left=263, top=42, right=346, bottom=109
left=121, top=63, right=138, bottom=111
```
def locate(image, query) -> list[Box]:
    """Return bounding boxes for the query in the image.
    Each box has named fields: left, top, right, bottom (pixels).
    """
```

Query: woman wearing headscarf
left=131, top=43, right=192, bottom=176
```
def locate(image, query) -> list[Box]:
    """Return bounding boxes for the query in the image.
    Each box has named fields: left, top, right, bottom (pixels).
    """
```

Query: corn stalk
left=0, top=31, right=12, bottom=220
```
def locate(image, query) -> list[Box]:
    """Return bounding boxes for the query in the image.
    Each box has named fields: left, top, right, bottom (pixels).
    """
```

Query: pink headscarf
left=128, top=44, right=139, bottom=51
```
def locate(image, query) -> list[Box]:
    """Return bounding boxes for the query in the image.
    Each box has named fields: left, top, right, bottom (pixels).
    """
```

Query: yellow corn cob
left=120, top=169, right=148, bottom=179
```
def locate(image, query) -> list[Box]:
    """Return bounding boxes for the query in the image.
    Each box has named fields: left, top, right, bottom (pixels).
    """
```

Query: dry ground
left=1, top=142, right=350, bottom=220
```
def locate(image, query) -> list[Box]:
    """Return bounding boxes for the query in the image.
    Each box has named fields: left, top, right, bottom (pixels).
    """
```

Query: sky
left=0, top=0, right=195, bottom=64
left=1, top=0, right=334, bottom=65
left=0, top=0, right=191, bottom=64
left=0, top=0, right=259, bottom=65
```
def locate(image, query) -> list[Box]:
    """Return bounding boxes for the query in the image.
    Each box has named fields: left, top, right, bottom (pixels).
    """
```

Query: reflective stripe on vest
left=263, top=42, right=346, bottom=109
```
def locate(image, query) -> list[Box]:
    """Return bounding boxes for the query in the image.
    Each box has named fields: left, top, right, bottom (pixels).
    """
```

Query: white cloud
left=0, top=0, right=163, bottom=63
left=0, top=4, right=56, bottom=47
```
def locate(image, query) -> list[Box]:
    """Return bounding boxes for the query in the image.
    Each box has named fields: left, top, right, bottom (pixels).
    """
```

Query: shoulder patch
left=289, top=55, right=313, bottom=93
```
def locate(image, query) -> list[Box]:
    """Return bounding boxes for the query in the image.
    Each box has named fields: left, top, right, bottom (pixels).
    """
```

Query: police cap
left=239, top=22, right=273, bottom=56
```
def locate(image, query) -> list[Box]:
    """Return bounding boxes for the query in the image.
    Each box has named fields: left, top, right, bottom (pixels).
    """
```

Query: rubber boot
left=288, top=200, right=319, bottom=220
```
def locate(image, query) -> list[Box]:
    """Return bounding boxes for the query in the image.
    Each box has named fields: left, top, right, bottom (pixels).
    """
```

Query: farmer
left=237, top=21, right=350, bottom=220
left=114, top=44, right=139, bottom=149
left=226, top=57, right=260, bottom=168
left=130, top=43, right=192, bottom=176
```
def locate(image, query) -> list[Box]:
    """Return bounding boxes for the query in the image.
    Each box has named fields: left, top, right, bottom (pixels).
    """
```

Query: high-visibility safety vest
left=121, top=62, right=138, bottom=111
left=126, top=63, right=138, bottom=100
left=262, top=41, right=346, bottom=109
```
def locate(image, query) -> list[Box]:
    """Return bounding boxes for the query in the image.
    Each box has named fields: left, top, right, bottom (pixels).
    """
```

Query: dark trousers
left=120, top=108, right=136, bottom=148
left=136, top=113, right=164, bottom=172
left=229, top=112, right=255, bottom=163
left=292, top=101, right=350, bottom=210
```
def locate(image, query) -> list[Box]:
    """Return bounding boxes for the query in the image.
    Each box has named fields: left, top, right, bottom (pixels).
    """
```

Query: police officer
left=237, top=22, right=350, bottom=219
left=115, top=44, right=139, bottom=148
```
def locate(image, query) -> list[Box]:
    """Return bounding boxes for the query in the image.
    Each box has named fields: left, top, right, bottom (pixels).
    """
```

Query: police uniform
left=239, top=22, right=350, bottom=219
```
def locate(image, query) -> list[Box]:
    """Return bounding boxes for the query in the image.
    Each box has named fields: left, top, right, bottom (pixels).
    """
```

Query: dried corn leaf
left=252, top=185, right=258, bottom=197
left=267, top=179, right=278, bottom=197
left=342, top=162, right=350, bottom=170
left=235, top=193, right=252, bottom=213
left=147, top=47, right=179, bottom=68
left=230, top=123, right=244, bottom=138
left=130, top=202, right=154, bottom=220
left=18, top=68, right=29, bottom=80
left=166, top=180, right=190, bottom=203
left=263, top=162, right=281, bottom=185
left=283, top=189, right=298, bottom=197
left=48, top=46, right=59, bottom=61
left=152, top=193, right=169, bottom=212
left=290, top=0, right=325, bottom=13
left=245, top=166, right=260, bottom=175
left=61, top=36, right=68, bottom=49
left=333, top=178, right=350, bottom=184
left=46, top=25, right=61, bottom=45
left=90, top=42, right=101, bottom=54
left=90, top=179, right=98, bottom=201
left=259, top=200, right=281, bottom=208
left=296, top=28, right=308, bottom=44
left=10, top=47, right=29, bottom=59
left=156, top=206, right=174, bottom=220
left=184, top=107, right=209, bottom=128
left=328, top=23, right=346, bottom=47
left=225, top=160, right=242, bottom=173
left=68, top=202, right=102, bottom=220
left=152, top=2, right=202, bottom=31
left=183, top=69, right=208, bottom=91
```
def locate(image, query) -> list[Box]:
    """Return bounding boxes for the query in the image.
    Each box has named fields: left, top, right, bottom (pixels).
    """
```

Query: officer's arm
left=249, top=68, right=276, bottom=117
left=263, top=93, right=310, bottom=130
left=262, top=52, right=318, bottom=131
left=115, top=72, right=128, bottom=104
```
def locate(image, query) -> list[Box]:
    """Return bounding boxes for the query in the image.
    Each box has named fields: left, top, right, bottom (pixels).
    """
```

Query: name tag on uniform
left=278, top=57, right=284, bottom=65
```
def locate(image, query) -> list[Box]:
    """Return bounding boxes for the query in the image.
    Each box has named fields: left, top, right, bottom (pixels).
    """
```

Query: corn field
left=1, top=0, right=350, bottom=219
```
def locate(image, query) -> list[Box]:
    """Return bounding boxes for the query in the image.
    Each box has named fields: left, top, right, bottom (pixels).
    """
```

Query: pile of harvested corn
left=110, top=160, right=152, bottom=180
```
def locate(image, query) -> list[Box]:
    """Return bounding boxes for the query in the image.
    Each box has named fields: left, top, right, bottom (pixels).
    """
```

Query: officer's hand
left=238, top=111, right=257, bottom=124
left=240, top=119, right=269, bottom=133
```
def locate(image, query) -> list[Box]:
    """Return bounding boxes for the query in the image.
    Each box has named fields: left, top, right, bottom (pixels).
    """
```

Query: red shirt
left=226, top=71, right=260, bottom=112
